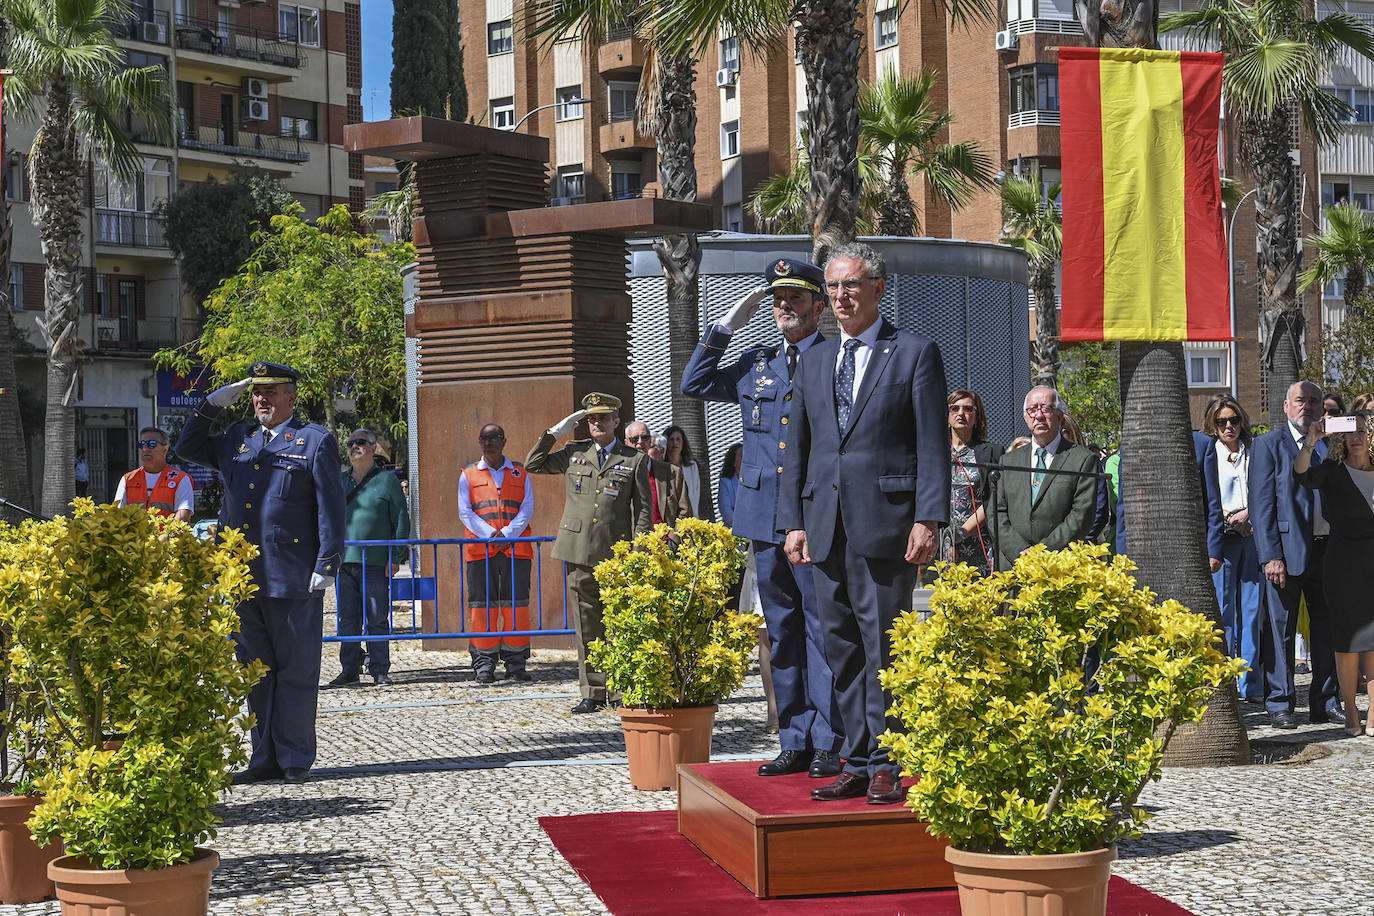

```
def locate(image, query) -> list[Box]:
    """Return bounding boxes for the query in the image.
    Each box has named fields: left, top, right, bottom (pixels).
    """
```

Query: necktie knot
left=843, top=339, right=861, bottom=354
left=835, top=339, right=861, bottom=431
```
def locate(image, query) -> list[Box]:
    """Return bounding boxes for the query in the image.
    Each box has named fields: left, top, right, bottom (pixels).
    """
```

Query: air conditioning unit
left=550, top=196, right=573, bottom=207
left=716, top=68, right=738, bottom=87
left=995, top=29, right=1018, bottom=51
left=140, top=20, right=166, bottom=43
left=242, top=98, right=269, bottom=121
left=243, top=77, right=268, bottom=99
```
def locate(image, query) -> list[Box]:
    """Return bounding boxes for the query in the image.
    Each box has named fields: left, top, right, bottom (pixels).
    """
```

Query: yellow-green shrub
left=590, top=519, right=761, bottom=709
left=880, top=543, right=1244, bottom=855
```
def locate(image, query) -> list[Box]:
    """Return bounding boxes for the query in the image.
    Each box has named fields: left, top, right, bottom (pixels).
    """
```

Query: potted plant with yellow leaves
left=0, top=502, right=264, bottom=916
left=590, top=518, right=762, bottom=790
left=880, top=543, right=1243, bottom=916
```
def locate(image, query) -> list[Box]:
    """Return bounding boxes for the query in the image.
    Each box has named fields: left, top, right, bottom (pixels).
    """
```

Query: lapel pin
left=284, top=432, right=294, bottom=440
left=237, top=444, right=248, bottom=454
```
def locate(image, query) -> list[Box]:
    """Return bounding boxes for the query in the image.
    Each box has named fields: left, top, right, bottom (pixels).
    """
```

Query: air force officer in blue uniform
left=682, top=258, right=843, bottom=779
left=177, top=362, right=346, bottom=784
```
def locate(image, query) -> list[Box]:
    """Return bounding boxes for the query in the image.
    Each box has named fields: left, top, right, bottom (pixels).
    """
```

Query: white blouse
left=1215, top=443, right=1248, bottom=516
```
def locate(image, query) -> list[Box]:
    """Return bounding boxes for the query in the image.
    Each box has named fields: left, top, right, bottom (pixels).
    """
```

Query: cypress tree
left=391, top=0, right=467, bottom=119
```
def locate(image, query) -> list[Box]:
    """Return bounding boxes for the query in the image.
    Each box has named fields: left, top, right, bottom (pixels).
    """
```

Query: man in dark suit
left=177, top=362, right=346, bottom=785
left=779, top=241, right=949, bottom=805
left=1250, top=380, right=1342, bottom=729
left=682, top=257, right=843, bottom=781
left=995, top=386, right=1100, bottom=569
left=624, top=420, right=692, bottom=526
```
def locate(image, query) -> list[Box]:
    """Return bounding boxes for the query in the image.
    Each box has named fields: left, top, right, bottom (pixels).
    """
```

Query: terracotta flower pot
left=49, top=846, right=219, bottom=916
left=945, top=845, right=1117, bottom=916
left=0, top=794, right=60, bottom=904
left=617, top=704, right=717, bottom=791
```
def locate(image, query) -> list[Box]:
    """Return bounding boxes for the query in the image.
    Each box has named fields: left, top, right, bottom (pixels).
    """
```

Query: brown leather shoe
left=810, top=772, right=869, bottom=801
left=867, top=770, right=905, bottom=805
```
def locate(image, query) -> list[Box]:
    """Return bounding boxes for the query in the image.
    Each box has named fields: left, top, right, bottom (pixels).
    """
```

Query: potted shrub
left=590, top=519, right=761, bottom=790
left=880, top=543, right=1243, bottom=916
left=0, top=643, right=65, bottom=904
left=0, top=503, right=264, bottom=915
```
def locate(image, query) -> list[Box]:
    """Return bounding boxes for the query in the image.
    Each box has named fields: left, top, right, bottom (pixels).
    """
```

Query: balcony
left=94, top=210, right=168, bottom=249
left=1008, top=109, right=1060, bottom=129
left=108, top=10, right=171, bottom=46
left=597, top=32, right=647, bottom=78
left=599, top=111, right=654, bottom=159
left=171, top=15, right=305, bottom=71
left=1318, top=123, right=1374, bottom=175
left=1007, top=17, right=1083, bottom=34
left=178, top=118, right=309, bottom=164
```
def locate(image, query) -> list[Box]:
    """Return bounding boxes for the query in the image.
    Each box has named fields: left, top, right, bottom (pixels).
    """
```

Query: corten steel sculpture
left=345, top=117, right=712, bottom=647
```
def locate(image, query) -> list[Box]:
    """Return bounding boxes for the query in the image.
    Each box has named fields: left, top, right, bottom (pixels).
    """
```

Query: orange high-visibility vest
left=122, top=467, right=189, bottom=517
left=462, top=462, right=534, bottom=560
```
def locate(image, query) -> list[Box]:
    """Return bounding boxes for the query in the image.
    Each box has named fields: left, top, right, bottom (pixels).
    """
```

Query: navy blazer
left=177, top=403, right=346, bottom=598
left=1250, top=425, right=1326, bottom=578
left=777, top=318, right=950, bottom=562
left=1194, top=432, right=1225, bottom=561
left=681, top=324, right=820, bottom=544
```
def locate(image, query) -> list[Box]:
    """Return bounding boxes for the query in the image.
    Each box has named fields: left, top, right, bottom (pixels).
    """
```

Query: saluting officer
left=527, top=392, right=652, bottom=713
left=681, top=258, right=843, bottom=779
left=177, top=362, right=346, bottom=785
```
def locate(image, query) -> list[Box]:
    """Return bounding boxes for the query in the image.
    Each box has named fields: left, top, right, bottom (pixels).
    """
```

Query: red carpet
left=541, top=809, right=1198, bottom=915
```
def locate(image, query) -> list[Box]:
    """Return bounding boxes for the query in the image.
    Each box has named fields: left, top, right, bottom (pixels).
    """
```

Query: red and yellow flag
left=1059, top=48, right=1229, bottom=342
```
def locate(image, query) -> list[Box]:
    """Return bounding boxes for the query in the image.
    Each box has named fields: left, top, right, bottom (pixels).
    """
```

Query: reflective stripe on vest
left=123, top=468, right=186, bottom=517
left=462, top=463, right=534, bottom=560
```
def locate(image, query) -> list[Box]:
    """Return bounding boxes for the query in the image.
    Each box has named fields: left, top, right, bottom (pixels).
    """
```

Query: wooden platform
left=676, top=761, right=955, bottom=899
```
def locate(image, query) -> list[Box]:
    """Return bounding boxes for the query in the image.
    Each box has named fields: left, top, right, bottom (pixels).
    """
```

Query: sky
left=361, top=2, right=394, bottom=122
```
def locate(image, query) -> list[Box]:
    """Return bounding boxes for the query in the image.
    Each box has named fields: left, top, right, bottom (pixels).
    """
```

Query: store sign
left=156, top=366, right=214, bottom=408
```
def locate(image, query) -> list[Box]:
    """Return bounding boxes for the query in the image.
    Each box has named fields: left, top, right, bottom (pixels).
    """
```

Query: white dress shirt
left=457, top=456, right=536, bottom=539
left=1290, top=423, right=1329, bottom=537
left=834, top=319, right=884, bottom=404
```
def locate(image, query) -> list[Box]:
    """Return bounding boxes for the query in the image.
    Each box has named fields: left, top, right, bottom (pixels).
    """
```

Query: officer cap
left=765, top=258, right=825, bottom=296
left=581, top=392, right=621, bottom=415
left=248, top=362, right=300, bottom=385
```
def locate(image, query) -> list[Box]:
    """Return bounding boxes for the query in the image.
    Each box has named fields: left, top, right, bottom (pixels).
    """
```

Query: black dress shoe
left=507, top=669, right=533, bottom=682
left=231, top=765, right=282, bottom=785
left=811, top=772, right=869, bottom=801
left=1269, top=710, right=1298, bottom=729
left=371, top=673, right=393, bottom=686
left=867, top=771, right=905, bottom=805
left=282, top=767, right=310, bottom=784
left=571, top=698, right=606, bottom=714
left=809, top=749, right=843, bottom=778
left=758, top=749, right=810, bottom=776
left=475, top=670, right=495, bottom=685
left=326, top=671, right=360, bottom=688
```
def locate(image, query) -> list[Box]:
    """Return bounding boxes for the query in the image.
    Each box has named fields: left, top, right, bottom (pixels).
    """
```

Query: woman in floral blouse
left=945, top=390, right=1003, bottom=574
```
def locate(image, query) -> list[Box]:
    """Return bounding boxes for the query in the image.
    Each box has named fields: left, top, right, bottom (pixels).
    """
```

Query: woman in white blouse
left=1202, top=394, right=1263, bottom=703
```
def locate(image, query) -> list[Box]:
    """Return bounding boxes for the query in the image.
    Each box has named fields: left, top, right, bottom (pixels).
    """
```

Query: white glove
left=309, top=573, right=331, bottom=592
left=548, top=409, right=587, bottom=439
left=207, top=378, right=252, bottom=408
left=720, top=286, right=771, bottom=332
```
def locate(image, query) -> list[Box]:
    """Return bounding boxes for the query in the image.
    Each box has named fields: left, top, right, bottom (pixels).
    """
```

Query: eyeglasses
left=1215, top=416, right=1241, bottom=427
left=823, top=277, right=875, bottom=294
left=137, top=439, right=165, bottom=449
left=346, top=439, right=374, bottom=448
left=1024, top=405, right=1057, bottom=417
left=478, top=434, right=505, bottom=442
left=626, top=435, right=652, bottom=442
left=949, top=405, right=976, bottom=414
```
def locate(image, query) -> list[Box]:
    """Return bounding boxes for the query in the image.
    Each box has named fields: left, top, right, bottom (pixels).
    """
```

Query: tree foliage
left=157, top=164, right=295, bottom=309
left=1298, top=202, right=1374, bottom=317
left=1059, top=342, right=1122, bottom=450
left=157, top=205, right=415, bottom=436
left=391, top=0, right=468, bottom=119
left=1310, top=292, right=1374, bottom=401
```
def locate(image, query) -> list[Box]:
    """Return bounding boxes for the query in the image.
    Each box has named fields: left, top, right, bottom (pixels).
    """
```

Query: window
left=1324, top=86, right=1374, bottom=122
left=1322, top=178, right=1374, bottom=210
left=723, top=203, right=743, bottom=232
left=279, top=4, right=320, bottom=47
left=557, top=165, right=585, bottom=203
left=373, top=181, right=397, bottom=195
left=721, top=119, right=740, bottom=158
left=279, top=98, right=318, bottom=140
left=487, top=19, right=513, bottom=54
left=874, top=7, right=899, bottom=49
left=490, top=97, right=515, bottom=129
left=608, top=81, right=638, bottom=122
left=610, top=166, right=642, bottom=200
left=1185, top=348, right=1227, bottom=387
left=8, top=265, right=21, bottom=312
left=1009, top=65, right=1059, bottom=113
left=556, top=86, right=584, bottom=121
left=4, top=154, right=26, bottom=202
left=718, top=36, right=739, bottom=72
left=125, top=50, right=169, bottom=71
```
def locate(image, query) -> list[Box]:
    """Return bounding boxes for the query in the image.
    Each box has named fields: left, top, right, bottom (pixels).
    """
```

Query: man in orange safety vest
left=116, top=426, right=194, bottom=521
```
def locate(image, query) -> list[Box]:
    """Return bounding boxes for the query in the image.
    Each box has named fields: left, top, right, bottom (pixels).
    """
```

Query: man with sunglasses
left=624, top=421, right=692, bottom=527
left=116, top=427, right=194, bottom=521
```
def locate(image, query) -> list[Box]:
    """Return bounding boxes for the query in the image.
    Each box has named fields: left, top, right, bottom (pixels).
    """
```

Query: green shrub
left=590, top=519, right=760, bottom=709
left=880, top=543, right=1243, bottom=855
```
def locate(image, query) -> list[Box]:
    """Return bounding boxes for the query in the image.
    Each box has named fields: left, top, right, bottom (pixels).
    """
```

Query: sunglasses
left=1215, top=416, right=1241, bottom=427
left=137, top=439, right=166, bottom=449
left=346, top=439, right=374, bottom=448
left=949, top=405, right=976, bottom=414
left=626, top=434, right=652, bottom=442
left=478, top=434, right=505, bottom=442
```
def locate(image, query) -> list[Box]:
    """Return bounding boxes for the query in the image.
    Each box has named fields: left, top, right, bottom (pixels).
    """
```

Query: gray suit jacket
left=777, top=318, right=950, bottom=563
left=995, top=441, right=1099, bottom=568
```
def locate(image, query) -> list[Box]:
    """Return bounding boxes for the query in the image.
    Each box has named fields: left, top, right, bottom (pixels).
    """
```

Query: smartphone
left=1327, top=415, right=1358, bottom=433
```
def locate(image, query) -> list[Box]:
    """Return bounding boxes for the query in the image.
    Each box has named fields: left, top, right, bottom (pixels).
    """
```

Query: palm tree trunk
left=1343, top=268, right=1365, bottom=320
left=877, top=158, right=915, bottom=237
left=795, top=0, right=862, bottom=265
left=649, top=51, right=713, bottom=521
left=1031, top=260, right=1060, bottom=388
left=1247, top=109, right=1302, bottom=422
left=1119, top=343, right=1249, bottom=765
left=31, top=82, right=85, bottom=516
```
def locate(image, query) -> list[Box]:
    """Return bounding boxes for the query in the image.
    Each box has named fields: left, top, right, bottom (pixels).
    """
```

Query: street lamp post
left=511, top=98, right=595, bottom=132
left=1227, top=186, right=1259, bottom=398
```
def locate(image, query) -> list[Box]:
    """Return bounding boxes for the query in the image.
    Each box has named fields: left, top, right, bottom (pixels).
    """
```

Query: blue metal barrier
left=327, top=536, right=572, bottom=643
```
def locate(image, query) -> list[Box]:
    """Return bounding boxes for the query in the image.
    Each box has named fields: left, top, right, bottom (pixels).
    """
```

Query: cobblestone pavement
left=11, top=639, right=1373, bottom=915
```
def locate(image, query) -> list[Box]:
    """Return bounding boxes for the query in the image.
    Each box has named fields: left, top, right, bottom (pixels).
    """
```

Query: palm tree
left=1162, top=0, right=1374, bottom=420
left=1298, top=201, right=1374, bottom=321
left=3, top=0, right=170, bottom=516
left=999, top=168, right=1063, bottom=388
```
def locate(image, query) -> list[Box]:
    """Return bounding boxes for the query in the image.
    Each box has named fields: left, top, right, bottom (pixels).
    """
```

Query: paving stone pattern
left=11, top=640, right=1373, bottom=915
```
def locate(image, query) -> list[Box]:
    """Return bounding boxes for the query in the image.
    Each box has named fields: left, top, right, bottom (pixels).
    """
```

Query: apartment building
left=462, top=0, right=1334, bottom=424
left=6, top=0, right=363, bottom=502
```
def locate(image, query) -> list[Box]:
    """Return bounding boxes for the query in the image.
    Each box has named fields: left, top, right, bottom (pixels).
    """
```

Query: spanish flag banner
left=1059, top=48, right=1229, bottom=342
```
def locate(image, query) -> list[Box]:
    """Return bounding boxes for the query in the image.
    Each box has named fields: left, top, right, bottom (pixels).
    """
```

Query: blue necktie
left=835, top=339, right=860, bottom=431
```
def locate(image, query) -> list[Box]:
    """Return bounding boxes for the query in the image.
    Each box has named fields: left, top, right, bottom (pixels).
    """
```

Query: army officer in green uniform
left=527, top=392, right=652, bottom=712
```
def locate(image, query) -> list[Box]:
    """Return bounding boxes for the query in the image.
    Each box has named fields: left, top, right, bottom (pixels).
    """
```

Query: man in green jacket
left=527, top=393, right=652, bottom=712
